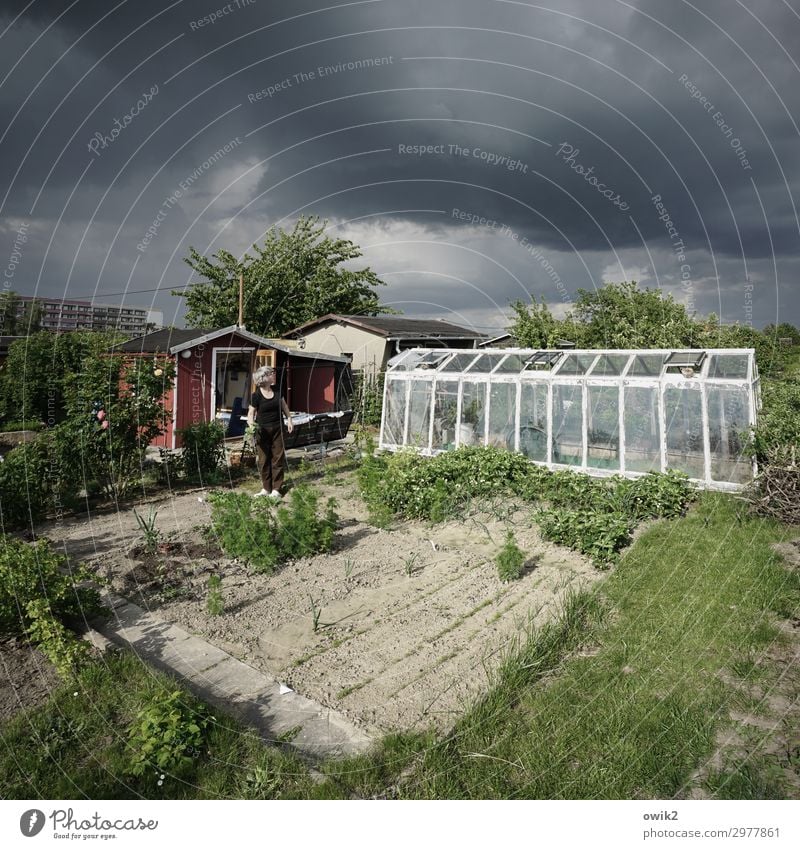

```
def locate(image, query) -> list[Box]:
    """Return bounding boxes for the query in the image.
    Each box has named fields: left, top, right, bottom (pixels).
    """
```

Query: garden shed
left=380, top=347, right=760, bottom=490
left=114, top=325, right=353, bottom=449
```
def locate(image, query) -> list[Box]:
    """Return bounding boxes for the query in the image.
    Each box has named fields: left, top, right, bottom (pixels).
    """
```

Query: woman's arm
left=281, top=398, right=294, bottom=433
left=246, top=405, right=256, bottom=427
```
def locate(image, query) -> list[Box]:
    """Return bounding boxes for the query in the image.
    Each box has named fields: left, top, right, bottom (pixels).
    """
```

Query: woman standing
left=246, top=365, right=294, bottom=497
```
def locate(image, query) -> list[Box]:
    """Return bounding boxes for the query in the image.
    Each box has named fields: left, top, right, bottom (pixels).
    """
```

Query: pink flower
left=101, top=420, right=109, bottom=430
left=97, top=410, right=106, bottom=421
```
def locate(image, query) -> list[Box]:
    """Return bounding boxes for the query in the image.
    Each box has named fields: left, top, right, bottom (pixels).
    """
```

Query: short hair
left=253, top=365, right=276, bottom=387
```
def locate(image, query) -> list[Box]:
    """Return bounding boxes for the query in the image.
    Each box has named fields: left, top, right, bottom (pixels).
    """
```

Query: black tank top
left=251, top=390, right=281, bottom=426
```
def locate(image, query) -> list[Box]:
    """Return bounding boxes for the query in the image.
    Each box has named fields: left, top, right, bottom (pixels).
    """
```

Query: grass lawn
left=325, top=493, right=800, bottom=799
left=2, top=492, right=798, bottom=799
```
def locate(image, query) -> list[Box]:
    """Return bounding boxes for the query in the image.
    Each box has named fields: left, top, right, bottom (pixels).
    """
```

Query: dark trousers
left=255, top=425, right=285, bottom=492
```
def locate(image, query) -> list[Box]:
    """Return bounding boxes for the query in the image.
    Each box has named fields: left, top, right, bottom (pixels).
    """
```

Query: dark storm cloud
left=1, top=0, right=799, bottom=327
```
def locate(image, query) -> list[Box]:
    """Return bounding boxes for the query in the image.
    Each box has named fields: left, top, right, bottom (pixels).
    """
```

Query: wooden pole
left=238, top=270, right=244, bottom=329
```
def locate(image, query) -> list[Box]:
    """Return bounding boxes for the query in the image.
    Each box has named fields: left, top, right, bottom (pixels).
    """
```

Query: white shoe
left=270, top=490, right=282, bottom=499
left=254, top=489, right=268, bottom=497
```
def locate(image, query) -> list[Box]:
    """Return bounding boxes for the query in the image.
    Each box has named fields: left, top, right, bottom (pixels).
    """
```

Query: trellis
left=379, top=347, right=760, bottom=491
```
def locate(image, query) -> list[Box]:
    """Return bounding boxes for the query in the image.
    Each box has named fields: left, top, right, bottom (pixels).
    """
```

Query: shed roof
left=113, top=325, right=350, bottom=362
left=285, top=313, right=485, bottom=341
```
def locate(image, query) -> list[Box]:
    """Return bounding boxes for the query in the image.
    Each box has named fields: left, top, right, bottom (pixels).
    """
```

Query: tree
left=177, top=216, right=391, bottom=335
left=0, top=330, right=120, bottom=424
left=0, top=291, right=41, bottom=335
left=571, top=281, right=696, bottom=348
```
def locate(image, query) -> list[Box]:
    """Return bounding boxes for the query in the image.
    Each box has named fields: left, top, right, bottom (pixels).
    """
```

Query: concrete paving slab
left=91, top=593, right=372, bottom=762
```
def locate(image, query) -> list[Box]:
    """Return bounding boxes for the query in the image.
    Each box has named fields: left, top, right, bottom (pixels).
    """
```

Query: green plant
left=157, top=448, right=183, bottom=483
left=134, top=506, right=160, bottom=553
left=402, top=552, right=420, bottom=577
left=0, top=438, right=51, bottom=530
left=179, top=421, right=226, bottom=483
left=0, top=535, right=103, bottom=638
left=207, top=491, right=277, bottom=573
left=496, top=531, right=525, bottom=582
left=206, top=574, right=223, bottom=616
left=53, top=352, right=176, bottom=499
left=538, top=509, right=633, bottom=569
left=343, top=559, right=354, bottom=578
left=0, top=420, right=44, bottom=433
left=207, top=485, right=338, bottom=571
left=273, top=486, right=338, bottom=560
left=125, top=690, right=209, bottom=777
left=25, top=598, right=91, bottom=678
left=309, top=595, right=323, bottom=632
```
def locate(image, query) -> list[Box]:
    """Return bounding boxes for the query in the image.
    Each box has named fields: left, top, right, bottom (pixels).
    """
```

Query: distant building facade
left=284, top=314, right=485, bottom=374
left=16, top=295, right=162, bottom=335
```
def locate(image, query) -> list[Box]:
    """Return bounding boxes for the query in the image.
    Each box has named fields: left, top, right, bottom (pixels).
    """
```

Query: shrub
left=538, top=509, right=634, bottom=569
left=207, top=485, right=338, bottom=571
left=0, top=420, right=44, bottom=433
left=125, top=690, right=209, bottom=777
left=0, top=536, right=103, bottom=677
left=0, top=439, right=51, bottom=531
left=207, top=491, right=278, bottom=573
left=496, top=531, right=525, bottom=582
left=0, top=535, right=103, bottom=637
left=274, top=487, right=338, bottom=559
left=179, top=421, right=226, bottom=483
left=58, top=352, right=176, bottom=499
left=25, top=598, right=91, bottom=678
left=615, top=470, right=694, bottom=520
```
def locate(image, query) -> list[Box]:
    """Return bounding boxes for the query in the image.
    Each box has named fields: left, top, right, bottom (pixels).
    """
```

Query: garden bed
left=0, top=639, right=60, bottom=724
left=38, top=470, right=601, bottom=734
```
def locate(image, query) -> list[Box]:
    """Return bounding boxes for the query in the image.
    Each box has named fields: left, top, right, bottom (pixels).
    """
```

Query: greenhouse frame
left=379, top=347, right=760, bottom=491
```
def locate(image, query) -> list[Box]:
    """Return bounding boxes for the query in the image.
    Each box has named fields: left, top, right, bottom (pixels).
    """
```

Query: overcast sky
left=2, top=0, right=799, bottom=335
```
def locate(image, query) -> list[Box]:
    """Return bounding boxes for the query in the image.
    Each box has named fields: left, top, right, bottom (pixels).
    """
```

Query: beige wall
left=299, top=323, right=388, bottom=372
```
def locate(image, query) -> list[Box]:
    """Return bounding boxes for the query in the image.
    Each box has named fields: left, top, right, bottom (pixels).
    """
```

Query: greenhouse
left=379, top=347, right=760, bottom=490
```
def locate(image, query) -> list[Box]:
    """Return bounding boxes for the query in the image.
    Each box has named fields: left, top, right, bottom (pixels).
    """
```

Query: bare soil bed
left=39, top=469, right=602, bottom=734
left=0, top=639, right=60, bottom=724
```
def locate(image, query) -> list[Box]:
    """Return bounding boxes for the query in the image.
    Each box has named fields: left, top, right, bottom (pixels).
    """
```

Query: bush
left=207, top=491, right=277, bottom=573
left=179, top=421, right=226, bottom=483
left=207, top=484, right=338, bottom=572
left=125, top=690, right=209, bottom=777
left=538, top=509, right=634, bottom=569
left=0, top=536, right=104, bottom=676
left=357, top=446, right=695, bottom=569
left=615, top=470, right=694, bottom=520
left=0, top=536, right=103, bottom=637
left=0, top=420, right=44, bottom=433
left=0, top=439, right=51, bottom=531
left=496, top=531, right=525, bottom=582
left=274, top=487, right=337, bottom=558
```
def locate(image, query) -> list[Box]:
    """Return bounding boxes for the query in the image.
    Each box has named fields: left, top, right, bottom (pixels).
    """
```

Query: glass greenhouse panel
left=458, top=381, right=487, bottom=446
left=493, top=353, right=527, bottom=373
left=664, top=385, right=705, bottom=478
left=519, top=382, right=548, bottom=461
left=587, top=385, right=620, bottom=470
left=590, top=353, right=630, bottom=376
left=465, top=354, right=506, bottom=373
left=623, top=385, right=661, bottom=472
left=440, top=351, right=481, bottom=372
left=707, top=385, right=751, bottom=483
left=552, top=384, right=584, bottom=466
left=382, top=379, right=407, bottom=446
left=407, top=380, right=433, bottom=448
left=628, top=353, right=664, bottom=376
left=707, top=353, right=749, bottom=379
left=488, top=382, right=517, bottom=449
left=556, top=353, right=597, bottom=375
left=431, top=381, right=459, bottom=451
